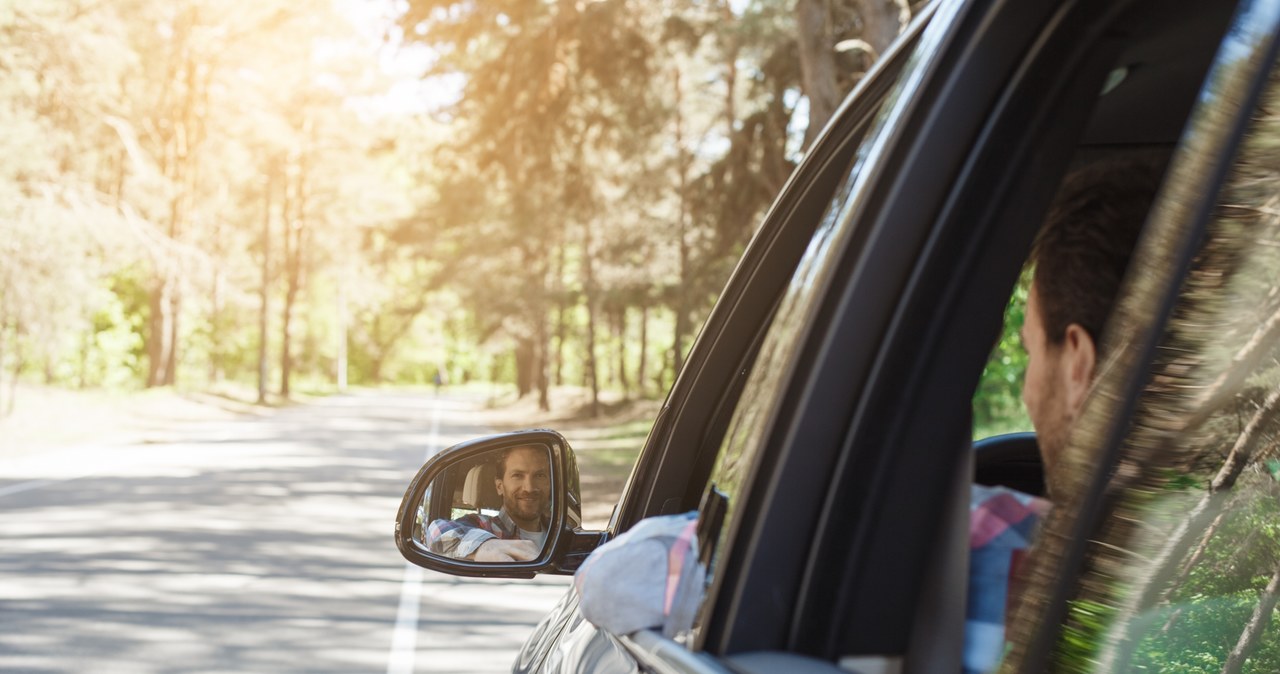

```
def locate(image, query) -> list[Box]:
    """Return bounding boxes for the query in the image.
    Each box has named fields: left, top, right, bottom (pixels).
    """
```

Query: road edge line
left=386, top=401, right=442, bottom=674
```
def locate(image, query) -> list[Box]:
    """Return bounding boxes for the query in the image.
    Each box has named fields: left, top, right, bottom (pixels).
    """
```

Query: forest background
left=0, top=0, right=1027, bottom=438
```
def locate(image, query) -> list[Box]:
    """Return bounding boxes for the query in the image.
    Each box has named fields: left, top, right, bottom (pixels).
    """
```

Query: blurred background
left=0, top=0, right=1039, bottom=444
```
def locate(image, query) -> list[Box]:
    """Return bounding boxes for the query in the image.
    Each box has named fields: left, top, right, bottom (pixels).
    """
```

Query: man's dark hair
left=495, top=445, right=543, bottom=479
left=1031, top=157, right=1167, bottom=348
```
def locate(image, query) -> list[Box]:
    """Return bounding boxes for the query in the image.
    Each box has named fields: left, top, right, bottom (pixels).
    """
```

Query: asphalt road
left=0, top=391, right=573, bottom=673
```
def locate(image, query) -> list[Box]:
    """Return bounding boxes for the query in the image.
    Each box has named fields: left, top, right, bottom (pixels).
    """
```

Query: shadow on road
left=0, top=391, right=572, bottom=674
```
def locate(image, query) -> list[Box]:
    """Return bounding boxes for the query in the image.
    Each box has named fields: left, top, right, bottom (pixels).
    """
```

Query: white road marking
left=386, top=401, right=441, bottom=674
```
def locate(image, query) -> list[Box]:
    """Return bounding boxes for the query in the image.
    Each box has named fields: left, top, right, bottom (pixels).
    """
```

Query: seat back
left=455, top=459, right=502, bottom=511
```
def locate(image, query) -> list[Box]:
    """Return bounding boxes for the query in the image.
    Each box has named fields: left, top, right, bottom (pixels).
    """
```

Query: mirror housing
left=394, top=429, right=606, bottom=578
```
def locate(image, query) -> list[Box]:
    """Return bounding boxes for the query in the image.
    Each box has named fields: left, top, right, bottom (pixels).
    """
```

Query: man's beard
left=508, top=493, right=544, bottom=521
left=1036, top=405, right=1074, bottom=500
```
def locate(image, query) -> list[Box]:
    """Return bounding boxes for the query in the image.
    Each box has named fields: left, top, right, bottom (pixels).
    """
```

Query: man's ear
left=1061, top=323, right=1097, bottom=416
left=494, top=478, right=504, bottom=496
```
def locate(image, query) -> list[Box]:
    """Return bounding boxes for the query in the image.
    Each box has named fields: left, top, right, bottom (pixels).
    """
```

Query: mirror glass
left=416, top=443, right=554, bottom=563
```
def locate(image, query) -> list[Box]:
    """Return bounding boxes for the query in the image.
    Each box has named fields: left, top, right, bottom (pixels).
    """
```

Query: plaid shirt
left=965, top=484, right=1050, bottom=674
left=425, top=509, right=547, bottom=559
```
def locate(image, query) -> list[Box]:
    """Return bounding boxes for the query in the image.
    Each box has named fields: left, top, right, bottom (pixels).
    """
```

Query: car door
left=513, top=8, right=941, bottom=674
left=596, top=0, right=1263, bottom=673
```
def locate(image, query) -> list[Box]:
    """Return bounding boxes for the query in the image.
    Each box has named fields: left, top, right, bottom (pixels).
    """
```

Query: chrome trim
left=618, top=631, right=736, bottom=674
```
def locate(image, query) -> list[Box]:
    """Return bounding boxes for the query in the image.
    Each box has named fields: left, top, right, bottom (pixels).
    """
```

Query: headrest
left=461, top=464, right=484, bottom=506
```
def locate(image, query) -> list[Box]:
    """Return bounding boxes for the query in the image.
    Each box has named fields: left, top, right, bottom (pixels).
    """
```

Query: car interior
left=425, top=453, right=503, bottom=522
left=453, top=460, right=501, bottom=514
left=695, top=0, right=1246, bottom=666
left=965, top=0, right=1237, bottom=501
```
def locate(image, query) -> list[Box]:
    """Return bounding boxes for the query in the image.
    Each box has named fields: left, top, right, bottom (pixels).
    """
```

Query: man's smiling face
left=496, top=447, right=550, bottom=530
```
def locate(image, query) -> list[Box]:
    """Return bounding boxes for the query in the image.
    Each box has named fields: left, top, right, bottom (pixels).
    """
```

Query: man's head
left=1022, top=158, right=1165, bottom=491
left=495, top=446, right=550, bottom=531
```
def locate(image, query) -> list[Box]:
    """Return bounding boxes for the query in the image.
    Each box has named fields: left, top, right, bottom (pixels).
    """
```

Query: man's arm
left=424, top=516, right=498, bottom=560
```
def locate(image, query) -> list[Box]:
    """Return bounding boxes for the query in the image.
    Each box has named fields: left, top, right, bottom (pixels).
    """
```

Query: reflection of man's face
left=496, top=447, right=550, bottom=531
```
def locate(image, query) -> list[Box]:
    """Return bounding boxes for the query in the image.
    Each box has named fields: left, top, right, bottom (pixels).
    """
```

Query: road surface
left=0, top=391, right=573, bottom=673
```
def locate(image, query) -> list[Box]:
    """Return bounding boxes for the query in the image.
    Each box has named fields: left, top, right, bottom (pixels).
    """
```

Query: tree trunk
left=658, top=342, right=672, bottom=393
left=280, top=182, right=298, bottom=398
left=209, top=232, right=224, bottom=385
left=584, top=298, right=600, bottom=417
left=536, top=313, right=551, bottom=412
left=532, top=244, right=552, bottom=412
left=146, top=277, right=172, bottom=388
left=797, top=0, right=907, bottom=149
left=638, top=303, right=650, bottom=398
left=1212, top=385, right=1280, bottom=493
left=854, top=0, right=909, bottom=57
left=718, top=0, right=738, bottom=140
left=615, top=306, right=630, bottom=400
left=336, top=280, right=348, bottom=391
left=1221, top=563, right=1280, bottom=674
left=1143, top=387, right=1280, bottom=602
left=160, top=45, right=207, bottom=389
left=1188, top=295, right=1280, bottom=429
left=257, top=163, right=274, bottom=405
left=555, top=244, right=567, bottom=387
left=583, top=224, right=600, bottom=418
left=672, top=67, right=691, bottom=374
left=515, top=339, right=535, bottom=397
left=795, top=0, right=841, bottom=149
left=78, top=328, right=90, bottom=388
left=280, top=250, right=296, bottom=397
left=280, top=124, right=311, bottom=399
left=1163, top=509, right=1258, bottom=634
left=163, top=284, right=180, bottom=386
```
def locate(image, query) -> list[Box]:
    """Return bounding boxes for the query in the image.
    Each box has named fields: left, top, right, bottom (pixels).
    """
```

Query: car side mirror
left=394, top=429, right=605, bottom=578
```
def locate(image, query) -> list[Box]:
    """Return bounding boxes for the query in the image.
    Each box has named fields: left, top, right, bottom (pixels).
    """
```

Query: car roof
left=1081, top=0, right=1236, bottom=146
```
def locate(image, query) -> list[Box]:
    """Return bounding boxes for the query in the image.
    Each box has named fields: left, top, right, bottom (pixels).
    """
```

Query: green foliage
left=1057, top=600, right=1117, bottom=672
left=1051, top=482, right=1280, bottom=674
left=0, top=0, right=918, bottom=409
left=972, top=270, right=1032, bottom=438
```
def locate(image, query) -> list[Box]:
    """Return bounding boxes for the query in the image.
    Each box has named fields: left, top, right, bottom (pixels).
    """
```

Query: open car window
left=1003, top=5, right=1280, bottom=671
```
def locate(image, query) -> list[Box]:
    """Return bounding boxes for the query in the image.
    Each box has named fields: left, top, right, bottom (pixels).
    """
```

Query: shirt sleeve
left=424, top=515, right=499, bottom=560
left=964, top=484, right=1049, bottom=674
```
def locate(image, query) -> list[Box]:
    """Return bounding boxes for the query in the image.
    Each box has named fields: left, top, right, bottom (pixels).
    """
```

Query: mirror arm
left=549, top=530, right=609, bottom=574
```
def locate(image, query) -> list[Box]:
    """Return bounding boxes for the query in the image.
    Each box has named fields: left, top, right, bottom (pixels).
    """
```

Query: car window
left=1004, top=21, right=1280, bottom=674
left=973, top=269, right=1033, bottom=439
left=691, top=0, right=957, bottom=615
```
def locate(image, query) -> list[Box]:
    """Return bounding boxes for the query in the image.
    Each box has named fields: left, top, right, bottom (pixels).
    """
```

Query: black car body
left=397, top=0, right=1280, bottom=671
